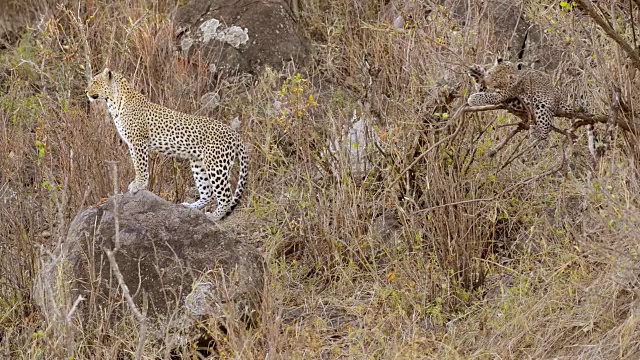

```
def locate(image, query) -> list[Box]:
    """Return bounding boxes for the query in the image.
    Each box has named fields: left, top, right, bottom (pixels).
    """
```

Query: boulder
left=444, top=0, right=562, bottom=70
left=381, top=0, right=421, bottom=29
left=175, top=0, right=310, bottom=74
left=34, top=190, right=264, bottom=346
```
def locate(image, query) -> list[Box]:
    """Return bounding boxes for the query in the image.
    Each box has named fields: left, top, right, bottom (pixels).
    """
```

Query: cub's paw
left=468, top=64, right=485, bottom=79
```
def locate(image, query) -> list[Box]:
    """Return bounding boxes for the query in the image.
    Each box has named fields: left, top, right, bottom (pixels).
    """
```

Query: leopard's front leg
left=127, top=141, right=150, bottom=194
left=467, top=91, right=509, bottom=107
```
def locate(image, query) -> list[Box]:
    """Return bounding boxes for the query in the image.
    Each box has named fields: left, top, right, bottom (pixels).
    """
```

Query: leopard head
left=484, top=58, right=523, bottom=90
left=86, top=68, right=120, bottom=102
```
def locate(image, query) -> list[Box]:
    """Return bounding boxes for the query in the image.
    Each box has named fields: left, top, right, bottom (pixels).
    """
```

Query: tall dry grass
left=2, top=0, right=640, bottom=358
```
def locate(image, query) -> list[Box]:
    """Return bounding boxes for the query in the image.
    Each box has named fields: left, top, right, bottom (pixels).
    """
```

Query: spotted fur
left=467, top=63, right=527, bottom=115
left=86, top=68, right=248, bottom=221
left=467, top=58, right=576, bottom=141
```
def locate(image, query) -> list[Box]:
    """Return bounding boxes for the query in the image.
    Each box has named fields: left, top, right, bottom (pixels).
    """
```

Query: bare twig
left=418, top=139, right=568, bottom=215
left=126, top=9, right=150, bottom=39
left=587, top=124, right=598, bottom=166
left=77, top=10, right=93, bottom=82
left=289, top=0, right=300, bottom=19
left=584, top=85, right=621, bottom=165
left=388, top=104, right=470, bottom=189
left=417, top=197, right=495, bottom=213
left=629, top=0, right=640, bottom=18
left=567, top=85, right=639, bottom=141
left=496, top=138, right=532, bottom=172
left=496, top=122, right=524, bottom=129
left=39, top=244, right=62, bottom=321
left=607, top=84, right=621, bottom=149
left=550, top=124, right=575, bottom=140
left=447, top=104, right=507, bottom=127
left=488, top=123, right=528, bottom=157
left=10, top=59, right=55, bottom=83
left=60, top=3, right=93, bottom=82
left=451, top=102, right=577, bottom=158
left=66, top=295, right=85, bottom=325
left=503, top=138, right=568, bottom=193
left=104, top=162, right=147, bottom=360
left=631, top=0, right=638, bottom=50
left=44, top=169, right=70, bottom=249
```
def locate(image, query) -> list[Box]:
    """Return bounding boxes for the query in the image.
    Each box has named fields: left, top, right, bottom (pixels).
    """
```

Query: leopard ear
left=496, top=57, right=503, bottom=65
left=517, top=62, right=523, bottom=70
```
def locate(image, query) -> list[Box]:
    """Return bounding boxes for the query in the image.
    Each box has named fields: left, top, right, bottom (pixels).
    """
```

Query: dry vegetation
left=2, top=0, right=640, bottom=358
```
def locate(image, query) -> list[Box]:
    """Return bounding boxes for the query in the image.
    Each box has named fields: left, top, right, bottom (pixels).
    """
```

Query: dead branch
left=496, top=122, right=523, bottom=129
left=564, top=88, right=638, bottom=136
left=386, top=104, right=472, bottom=190
left=66, top=295, right=85, bottom=325
left=458, top=82, right=640, bottom=158
left=497, top=138, right=533, bottom=172
left=453, top=103, right=583, bottom=157
left=503, top=137, right=568, bottom=192
left=398, top=85, right=626, bottom=178
left=551, top=124, right=577, bottom=140
left=608, top=84, right=621, bottom=147
left=418, top=137, right=568, bottom=215
left=632, top=0, right=638, bottom=49
left=488, top=123, right=528, bottom=157
left=446, top=104, right=507, bottom=127
left=105, top=162, right=147, bottom=360
left=587, top=124, right=598, bottom=166
left=575, top=0, right=640, bottom=71
left=586, top=84, right=622, bottom=165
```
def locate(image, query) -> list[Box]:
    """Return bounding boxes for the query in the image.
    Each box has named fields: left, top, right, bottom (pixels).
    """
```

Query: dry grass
left=2, top=0, right=640, bottom=358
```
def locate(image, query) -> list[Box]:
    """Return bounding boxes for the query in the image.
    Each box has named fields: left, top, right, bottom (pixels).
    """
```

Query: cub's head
left=86, top=68, right=118, bottom=102
left=484, top=58, right=523, bottom=90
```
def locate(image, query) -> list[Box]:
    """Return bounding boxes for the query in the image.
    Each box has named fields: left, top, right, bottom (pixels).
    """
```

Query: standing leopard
left=467, top=58, right=579, bottom=141
left=86, top=68, right=248, bottom=221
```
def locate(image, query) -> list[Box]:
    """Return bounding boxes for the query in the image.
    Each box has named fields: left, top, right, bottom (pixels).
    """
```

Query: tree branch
left=459, top=86, right=636, bottom=158
left=488, top=123, right=528, bottom=157
left=575, top=0, right=640, bottom=71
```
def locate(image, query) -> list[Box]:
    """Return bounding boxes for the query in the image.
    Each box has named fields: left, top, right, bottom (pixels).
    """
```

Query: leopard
left=467, top=58, right=579, bottom=142
left=86, top=68, right=248, bottom=221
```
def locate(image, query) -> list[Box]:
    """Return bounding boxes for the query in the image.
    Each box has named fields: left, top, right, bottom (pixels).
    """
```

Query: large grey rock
left=381, top=0, right=421, bottom=29
left=444, top=0, right=562, bottom=70
left=175, top=0, right=310, bottom=74
left=34, top=190, right=264, bottom=345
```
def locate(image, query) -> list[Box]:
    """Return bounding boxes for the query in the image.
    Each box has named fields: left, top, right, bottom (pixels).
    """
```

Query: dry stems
left=1, top=0, right=640, bottom=358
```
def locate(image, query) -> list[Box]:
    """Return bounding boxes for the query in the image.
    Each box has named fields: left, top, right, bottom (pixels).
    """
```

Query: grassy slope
left=1, top=0, right=640, bottom=358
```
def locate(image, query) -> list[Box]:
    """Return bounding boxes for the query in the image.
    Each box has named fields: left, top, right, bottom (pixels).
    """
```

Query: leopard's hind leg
left=182, top=158, right=214, bottom=210
left=205, top=148, right=234, bottom=221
